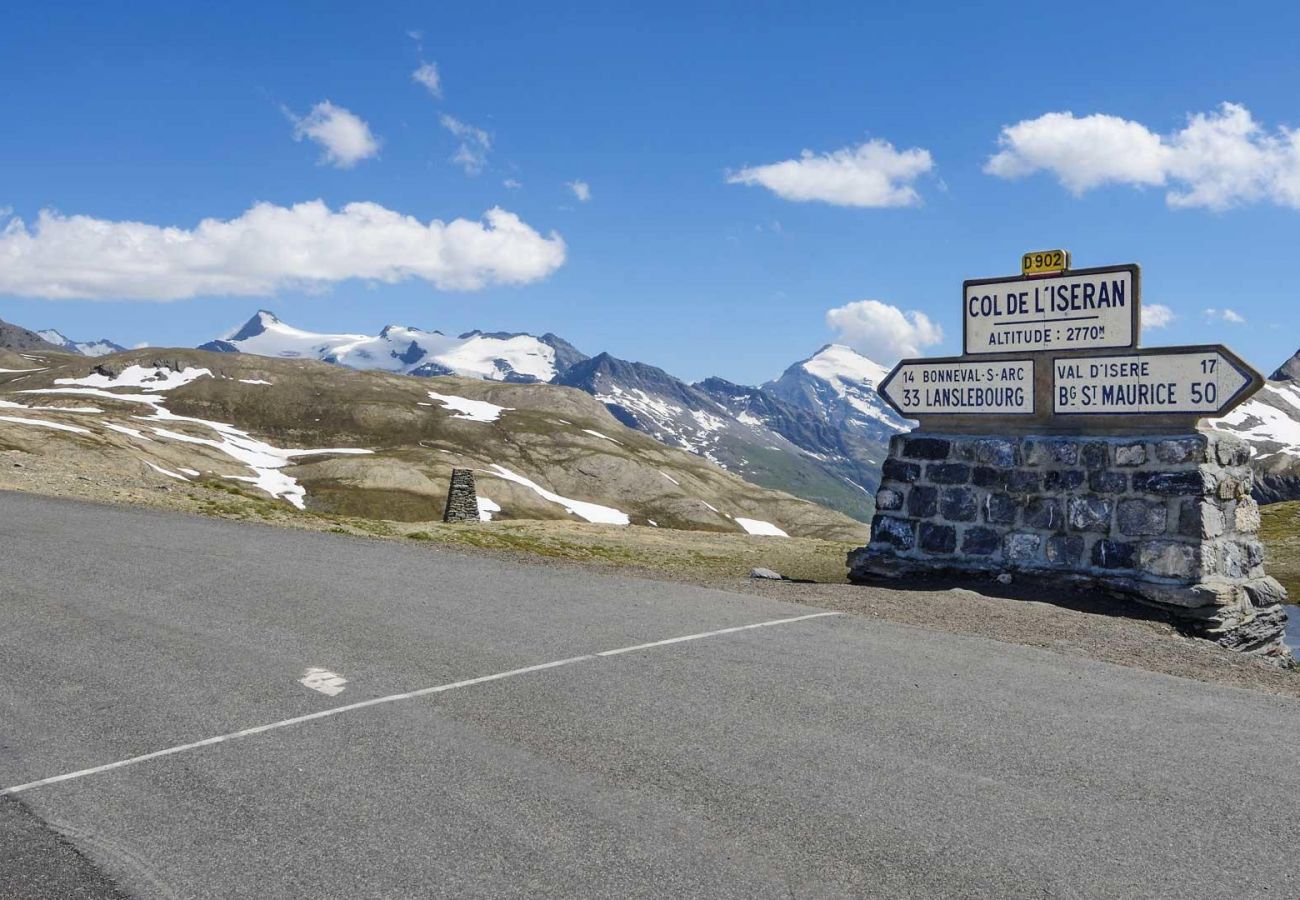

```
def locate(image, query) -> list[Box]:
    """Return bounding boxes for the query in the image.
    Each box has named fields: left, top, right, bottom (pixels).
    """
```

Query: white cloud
left=288, top=101, right=380, bottom=169
left=567, top=180, right=591, bottom=202
left=0, top=201, right=566, bottom=300
left=1142, top=303, right=1175, bottom=329
left=503, top=178, right=522, bottom=189
left=441, top=114, right=490, bottom=174
left=825, top=300, right=943, bottom=364
left=412, top=62, right=442, bottom=98
left=986, top=103, right=1300, bottom=210
left=1204, top=307, right=1246, bottom=324
left=727, top=139, right=934, bottom=208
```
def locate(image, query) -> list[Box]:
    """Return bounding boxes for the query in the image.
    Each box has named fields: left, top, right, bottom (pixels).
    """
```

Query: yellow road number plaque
left=1021, top=249, right=1070, bottom=276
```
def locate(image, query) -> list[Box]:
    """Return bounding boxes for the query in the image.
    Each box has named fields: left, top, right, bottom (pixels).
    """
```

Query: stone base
left=849, top=431, right=1290, bottom=657
left=442, top=468, right=480, bottom=523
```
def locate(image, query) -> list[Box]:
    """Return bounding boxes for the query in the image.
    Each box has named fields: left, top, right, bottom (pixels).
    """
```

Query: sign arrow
left=1052, top=345, right=1262, bottom=417
left=878, top=357, right=1037, bottom=417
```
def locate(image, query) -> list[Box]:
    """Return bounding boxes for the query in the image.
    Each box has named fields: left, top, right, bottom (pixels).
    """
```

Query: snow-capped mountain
left=36, top=329, right=126, bottom=357
left=1212, top=350, right=1300, bottom=501
left=200, top=311, right=587, bottom=383
left=556, top=353, right=878, bottom=520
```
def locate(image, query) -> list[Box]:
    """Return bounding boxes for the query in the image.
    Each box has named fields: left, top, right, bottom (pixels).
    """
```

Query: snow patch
left=735, top=517, right=788, bottom=537
left=238, top=378, right=273, bottom=385
left=145, top=462, right=190, bottom=481
left=55, top=365, right=212, bottom=392
left=103, top=422, right=153, bottom=441
left=0, top=415, right=91, bottom=434
left=425, top=391, right=511, bottom=423
left=582, top=429, right=621, bottom=444
left=660, top=470, right=680, bottom=486
left=487, top=464, right=629, bottom=525
left=477, top=496, right=501, bottom=521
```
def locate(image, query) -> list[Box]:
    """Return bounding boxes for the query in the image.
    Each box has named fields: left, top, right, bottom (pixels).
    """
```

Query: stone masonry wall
left=442, top=468, right=480, bottom=523
left=848, top=431, right=1289, bottom=655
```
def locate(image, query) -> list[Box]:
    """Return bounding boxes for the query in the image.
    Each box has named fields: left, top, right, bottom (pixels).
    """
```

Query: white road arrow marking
left=299, top=667, right=348, bottom=697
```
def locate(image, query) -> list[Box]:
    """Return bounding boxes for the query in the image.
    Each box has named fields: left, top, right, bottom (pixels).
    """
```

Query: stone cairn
left=849, top=431, right=1289, bottom=655
left=442, top=468, right=480, bottom=523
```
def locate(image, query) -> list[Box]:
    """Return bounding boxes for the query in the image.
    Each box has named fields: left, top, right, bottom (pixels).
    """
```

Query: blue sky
left=3, top=1, right=1300, bottom=384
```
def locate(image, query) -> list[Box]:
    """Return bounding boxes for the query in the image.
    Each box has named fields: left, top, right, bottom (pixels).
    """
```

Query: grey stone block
left=875, top=488, right=904, bottom=511
left=1139, top=540, right=1200, bottom=579
left=1114, top=443, right=1146, bottom=466
left=1080, top=442, right=1109, bottom=468
left=961, top=526, right=1000, bottom=556
left=1003, top=532, right=1042, bottom=564
left=1006, top=470, right=1041, bottom=493
left=1155, top=437, right=1206, bottom=465
left=1045, top=535, right=1084, bottom=566
left=1088, top=470, right=1128, bottom=494
left=1116, top=498, right=1167, bottom=536
left=1091, top=539, right=1136, bottom=570
left=1023, top=498, right=1064, bottom=531
left=1178, top=500, right=1225, bottom=539
left=1025, top=439, right=1079, bottom=466
left=1067, top=496, right=1112, bottom=532
left=973, top=438, right=1018, bottom=468
left=871, top=515, right=914, bottom=551
left=1244, top=575, right=1287, bottom=607
left=985, top=493, right=1019, bottom=525
left=1234, top=498, right=1261, bottom=533
left=919, top=522, right=957, bottom=554
left=902, top=437, right=950, bottom=461
left=1132, top=470, right=1209, bottom=496
left=1214, top=437, right=1250, bottom=467
left=1043, top=470, right=1085, bottom=492
left=882, top=458, right=921, bottom=483
left=927, top=462, right=971, bottom=485
left=972, top=466, right=1005, bottom=489
left=907, top=485, right=938, bottom=518
left=940, top=487, right=978, bottom=522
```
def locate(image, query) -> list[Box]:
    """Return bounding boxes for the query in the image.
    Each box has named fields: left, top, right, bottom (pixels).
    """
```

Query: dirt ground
left=3, top=449, right=1298, bottom=701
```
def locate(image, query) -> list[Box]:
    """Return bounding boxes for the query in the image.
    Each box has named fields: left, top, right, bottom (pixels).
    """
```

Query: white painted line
left=595, top=611, right=840, bottom=657
left=0, top=612, right=842, bottom=797
left=299, top=667, right=348, bottom=696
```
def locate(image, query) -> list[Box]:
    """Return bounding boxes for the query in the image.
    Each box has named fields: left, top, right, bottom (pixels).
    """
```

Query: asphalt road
left=2, top=491, right=1298, bottom=899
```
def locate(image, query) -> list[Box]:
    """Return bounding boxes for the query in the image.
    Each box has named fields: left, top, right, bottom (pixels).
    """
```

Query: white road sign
left=879, top=358, right=1035, bottom=416
left=1053, top=348, right=1258, bottom=416
left=964, top=265, right=1138, bottom=355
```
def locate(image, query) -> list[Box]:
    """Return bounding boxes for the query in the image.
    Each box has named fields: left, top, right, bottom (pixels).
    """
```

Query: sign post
left=852, top=251, right=1287, bottom=658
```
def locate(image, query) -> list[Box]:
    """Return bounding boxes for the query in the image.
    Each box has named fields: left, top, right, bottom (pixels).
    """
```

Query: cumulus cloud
left=727, top=139, right=934, bottom=208
left=826, top=300, right=943, bottom=363
left=567, top=180, right=591, bottom=202
left=503, top=178, right=522, bottom=189
left=986, top=103, right=1300, bottom=210
left=412, top=62, right=442, bottom=98
left=1142, top=303, right=1176, bottom=329
left=1204, top=307, right=1246, bottom=324
left=288, top=101, right=380, bottom=169
left=441, top=114, right=491, bottom=174
left=0, top=201, right=566, bottom=300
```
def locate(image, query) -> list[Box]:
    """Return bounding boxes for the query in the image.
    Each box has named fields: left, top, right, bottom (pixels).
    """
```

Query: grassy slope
left=1260, top=500, right=1300, bottom=601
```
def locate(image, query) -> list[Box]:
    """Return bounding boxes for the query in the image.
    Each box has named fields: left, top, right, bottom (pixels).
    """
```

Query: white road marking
left=299, top=667, right=348, bottom=696
left=0, top=612, right=842, bottom=796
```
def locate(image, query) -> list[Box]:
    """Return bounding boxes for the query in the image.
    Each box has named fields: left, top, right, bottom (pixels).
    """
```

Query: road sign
left=1053, top=346, right=1262, bottom=417
left=879, top=358, right=1035, bottom=417
left=963, top=264, right=1139, bottom=356
left=1021, top=249, right=1070, bottom=276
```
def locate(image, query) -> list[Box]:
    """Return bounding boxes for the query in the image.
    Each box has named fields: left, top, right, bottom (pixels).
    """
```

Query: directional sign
left=1053, top=346, right=1262, bottom=417
left=879, top=358, right=1035, bottom=417
left=964, top=264, right=1139, bottom=356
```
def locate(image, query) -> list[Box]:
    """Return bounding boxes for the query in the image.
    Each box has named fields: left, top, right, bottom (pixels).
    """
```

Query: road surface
left=1, top=491, right=1297, bottom=898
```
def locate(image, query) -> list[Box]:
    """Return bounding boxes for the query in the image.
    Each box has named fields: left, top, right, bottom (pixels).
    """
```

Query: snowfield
left=735, top=517, right=789, bottom=537
left=487, top=464, right=630, bottom=525
left=425, top=391, right=511, bottom=423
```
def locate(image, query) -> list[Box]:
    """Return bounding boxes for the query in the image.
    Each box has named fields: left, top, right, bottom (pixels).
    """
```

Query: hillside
left=0, top=346, right=869, bottom=542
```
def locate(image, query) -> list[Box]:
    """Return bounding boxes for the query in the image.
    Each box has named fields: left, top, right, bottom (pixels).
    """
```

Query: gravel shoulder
left=2, top=458, right=1297, bottom=701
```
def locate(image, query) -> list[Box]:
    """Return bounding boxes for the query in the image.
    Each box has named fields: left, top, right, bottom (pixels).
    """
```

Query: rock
left=1002, top=532, right=1041, bottom=564
left=1067, top=496, right=1112, bottom=532
left=882, top=458, right=922, bottom=483
left=1244, top=576, right=1287, bottom=607
left=1045, top=535, right=1084, bottom=566
left=1155, top=437, right=1205, bottom=464
left=939, top=487, right=978, bottom=522
left=1025, top=439, right=1078, bottom=466
left=973, top=438, right=1018, bottom=468
left=1179, top=500, right=1225, bottom=539
left=1080, top=442, right=1109, bottom=468
left=919, top=522, right=957, bottom=554
left=1116, top=498, right=1167, bottom=536
left=1132, top=470, right=1209, bottom=496
left=1005, top=470, right=1041, bottom=493
left=1139, top=540, right=1200, bottom=579
left=1091, top=539, right=1136, bottom=570
left=907, top=485, right=938, bottom=518
left=1234, top=498, right=1261, bottom=533
left=961, top=526, right=1000, bottom=556
left=972, top=466, right=1005, bottom=489
left=875, top=488, right=904, bottom=511
left=871, top=515, right=914, bottom=551
left=984, top=493, right=1019, bottom=525
left=927, top=462, right=971, bottom=485
left=996, top=573, right=1013, bottom=585
left=1114, top=443, right=1146, bottom=466
left=1043, top=470, right=1084, bottom=491
left=1088, top=470, right=1128, bottom=494
left=1023, top=498, right=1064, bottom=531
left=901, top=437, right=950, bottom=461
left=442, top=468, right=480, bottom=523
left=749, top=567, right=784, bottom=580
